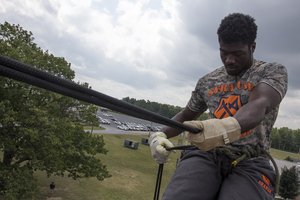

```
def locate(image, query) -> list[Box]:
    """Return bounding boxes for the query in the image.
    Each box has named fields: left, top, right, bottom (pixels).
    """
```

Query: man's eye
left=234, top=52, right=243, bottom=56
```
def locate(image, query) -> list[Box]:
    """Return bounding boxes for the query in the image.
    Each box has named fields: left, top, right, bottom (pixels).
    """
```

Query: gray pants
left=162, top=149, right=275, bottom=200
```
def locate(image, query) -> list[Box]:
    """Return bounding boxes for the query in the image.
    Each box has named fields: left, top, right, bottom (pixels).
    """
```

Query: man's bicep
left=249, top=82, right=281, bottom=114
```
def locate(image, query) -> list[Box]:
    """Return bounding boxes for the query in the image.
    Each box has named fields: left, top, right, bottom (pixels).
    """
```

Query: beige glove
left=184, top=117, right=241, bottom=151
left=148, top=132, right=175, bottom=164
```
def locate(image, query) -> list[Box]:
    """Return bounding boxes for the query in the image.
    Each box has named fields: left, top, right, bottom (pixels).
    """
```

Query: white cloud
left=1, top=0, right=300, bottom=130
left=274, top=90, right=300, bottom=129
left=6, top=0, right=44, bottom=18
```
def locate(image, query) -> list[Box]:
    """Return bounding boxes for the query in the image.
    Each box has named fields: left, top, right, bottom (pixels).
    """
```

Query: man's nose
left=225, top=55, right=235, bottom=65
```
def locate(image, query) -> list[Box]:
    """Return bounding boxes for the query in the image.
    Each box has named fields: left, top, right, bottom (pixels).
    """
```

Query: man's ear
left=251, top=42, right=256, bottom=53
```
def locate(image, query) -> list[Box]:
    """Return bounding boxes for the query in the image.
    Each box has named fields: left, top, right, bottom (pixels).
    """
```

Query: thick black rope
left=0, top=55, right=199, bottom=133
left=153, top=146, right=197, bottom=200
left=154, top=164, right=164, bottom=200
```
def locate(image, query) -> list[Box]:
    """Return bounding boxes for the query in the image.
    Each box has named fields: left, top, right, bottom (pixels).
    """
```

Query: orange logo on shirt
left=208, top=81, right=254, bottom=97
left=262, top=174, right=270, bottom=186
left=214, top=95, right=242, bottom=119
left=258, top=181, right=272, bottom=194
left=259, top=174, right=272, bottom=195
left=214, top=94, right=253, bottom=138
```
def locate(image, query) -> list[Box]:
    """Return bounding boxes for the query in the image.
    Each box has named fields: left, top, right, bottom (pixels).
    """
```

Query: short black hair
left=217, top=13, right=257, bottom=46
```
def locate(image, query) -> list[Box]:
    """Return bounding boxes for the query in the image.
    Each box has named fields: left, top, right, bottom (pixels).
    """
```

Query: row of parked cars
left=98, top=116, right=110, bottom=125
left=103, top=113, right=113, bottom=117
left=97, top=113, right=162, bottom=132
left=117, top=122, right=162, bottom=132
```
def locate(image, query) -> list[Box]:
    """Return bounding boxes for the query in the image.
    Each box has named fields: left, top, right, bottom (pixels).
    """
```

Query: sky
left=0, top=0, right=300, bottom=129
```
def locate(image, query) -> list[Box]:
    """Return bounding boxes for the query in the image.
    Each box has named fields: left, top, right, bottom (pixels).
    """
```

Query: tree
left=0, top=22, right=110, bottom=199
left=270, top=128, right=280, bottom=149
left=135, top=99, right=147, bottom=109
left=279, top=166, right=300, bottom=200
left=293, top=129, right=300, bottom=153
left=198, top=112, right=208, bottom=121
left=278, top=127, right=293, bottom=151
left=159, top=104, right=171, bottom=118
left=121, top=97, right=209, bottom=120
left=284, top=156, right=293, bottom=162
left=77, top=82, right=100, bottom=134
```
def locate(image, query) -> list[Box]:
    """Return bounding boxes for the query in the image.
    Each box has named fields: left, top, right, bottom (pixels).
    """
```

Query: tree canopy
left=270, top=127, right=300, bottom=153
left=0, top=22, right=110, bottom=200
left=122, top=96, right=208, bottom=120
left=279, top=166, right=300, bottom=200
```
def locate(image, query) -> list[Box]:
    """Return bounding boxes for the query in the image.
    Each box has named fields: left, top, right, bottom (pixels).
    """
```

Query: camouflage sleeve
left=187, top=78, right=208, bottom=113
left=260, top=62, right=288, bottom=100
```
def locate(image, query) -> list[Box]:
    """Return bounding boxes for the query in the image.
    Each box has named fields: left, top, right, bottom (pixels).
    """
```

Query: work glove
left=184, top=117, right=241, bottom=151
left=148, top=132, right=175, bottom=164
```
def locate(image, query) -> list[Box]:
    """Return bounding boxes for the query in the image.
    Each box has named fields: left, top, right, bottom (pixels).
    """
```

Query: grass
left=32, top=139, right=300, bottom=200
left=83, top=125, right=105, bottom=130
left=32, top=134, right=182, bottom=200
left=1, top=134, right=300, bottom=200
left=270, top=148, right=300, bottom=160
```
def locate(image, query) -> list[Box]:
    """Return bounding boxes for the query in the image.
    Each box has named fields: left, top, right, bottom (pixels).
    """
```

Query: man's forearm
left=160, top=107, right=202, bottom=138
left=234, top=99, right=266, bottom=133
left=161, top=126, right=184, bottom=138
left=234, top=82, right=281, bottom=133
left=160, top=111, right=188, bottom=138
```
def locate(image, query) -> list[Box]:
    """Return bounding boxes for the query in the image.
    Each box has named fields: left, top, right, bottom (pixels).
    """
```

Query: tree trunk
left=3, top=150, right=14, bottom=165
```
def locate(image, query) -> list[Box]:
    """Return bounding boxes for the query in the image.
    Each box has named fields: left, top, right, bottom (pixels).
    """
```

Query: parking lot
left=92, top=110, right=163, bottom=135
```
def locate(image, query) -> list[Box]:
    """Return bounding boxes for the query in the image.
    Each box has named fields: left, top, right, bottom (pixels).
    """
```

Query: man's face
left=219, top=39, right=256, bottom=76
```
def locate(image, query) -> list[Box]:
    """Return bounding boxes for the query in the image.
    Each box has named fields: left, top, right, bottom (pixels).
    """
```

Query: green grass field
left=1, top=132, right=300, bottom=200
left=32, top=134, right=182, bottom=200
left=270, top=148, right=300, bottom=160
left=84, top=126, right=105, bottom=131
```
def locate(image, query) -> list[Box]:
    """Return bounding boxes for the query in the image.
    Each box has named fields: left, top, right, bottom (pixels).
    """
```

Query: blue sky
left=1, top=0, right=300, bottom=129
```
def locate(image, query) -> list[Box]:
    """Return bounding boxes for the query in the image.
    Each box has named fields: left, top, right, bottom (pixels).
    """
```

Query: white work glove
left=184, top=117, right=241, bottom=151
left=148, top=132, right=175, bottom=164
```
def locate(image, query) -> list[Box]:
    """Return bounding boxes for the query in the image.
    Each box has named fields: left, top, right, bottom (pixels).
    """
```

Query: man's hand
left=184, top=117, right=241, bottom=151
left=148, top=132, right=175, bottom=164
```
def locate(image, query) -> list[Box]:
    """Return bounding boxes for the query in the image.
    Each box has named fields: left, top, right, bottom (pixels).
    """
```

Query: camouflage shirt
left=187, top=59, right=288, bottom=152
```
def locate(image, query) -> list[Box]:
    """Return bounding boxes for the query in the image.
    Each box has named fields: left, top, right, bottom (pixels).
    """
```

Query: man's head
left=217, top=13, right=257, bottom=75
left=217, top=13, right=257, bottom=46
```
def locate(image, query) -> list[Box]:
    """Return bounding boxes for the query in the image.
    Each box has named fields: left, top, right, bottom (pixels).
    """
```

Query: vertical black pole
left=154, top=164, right=164, bottom=200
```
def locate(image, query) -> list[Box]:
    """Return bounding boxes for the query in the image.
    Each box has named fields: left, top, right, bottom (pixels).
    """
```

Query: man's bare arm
left=234, top=82, right=281, bottom=133
left=161, top=106, right=202, bottom=138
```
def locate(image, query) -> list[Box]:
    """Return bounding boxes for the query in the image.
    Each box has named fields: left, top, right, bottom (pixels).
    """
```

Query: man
left=149, top=13, right=287, bottom=200
left=48, top=182, right=55, bottom=198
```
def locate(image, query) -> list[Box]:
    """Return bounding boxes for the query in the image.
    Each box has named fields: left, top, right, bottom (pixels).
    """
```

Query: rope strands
left=154, top=164, right=164, bottom=200
left=0, top=55, right=199, bottom=133
left=213, top=145, right=280, bottom=194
